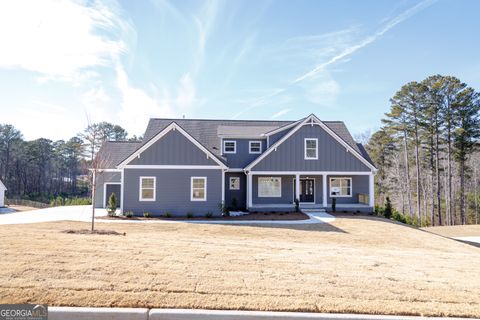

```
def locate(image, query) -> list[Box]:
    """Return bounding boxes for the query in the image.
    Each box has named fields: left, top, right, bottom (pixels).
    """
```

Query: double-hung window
left=329, top=178, right=352, bottom=197
left=249, top=141, right=262, bottom=154
left=304, top=138, right=318, bottom=160
left=191, top=177, right=207, bottom=201
left=223, top=140, right=236, bottom=154
left=139, top=177, right=156, bottom=201
left=258, top=177, right=281, bottom=197
left=229, top=177, right=240, bottom=190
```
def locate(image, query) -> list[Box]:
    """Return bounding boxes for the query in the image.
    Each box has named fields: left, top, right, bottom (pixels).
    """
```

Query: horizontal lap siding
left=253, top=125, right=370, bottom=172
left=224, top=173, right=246, bottom=210
left=252, top=175, right=294, bottom=204
left=123, top=169, right=222, bottom=216
left=327, top=175, right=369, bottom=204
left=94, top=172, right=121, bottom=208
left=223, top=138, right=266, bottom=168
left=128, top=130, right=217, bottom=166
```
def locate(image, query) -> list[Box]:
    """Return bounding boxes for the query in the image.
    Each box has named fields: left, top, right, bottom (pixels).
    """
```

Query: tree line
left=366, top=75, right=480, bottom=226
left=0, top=122, right=139, bottom=203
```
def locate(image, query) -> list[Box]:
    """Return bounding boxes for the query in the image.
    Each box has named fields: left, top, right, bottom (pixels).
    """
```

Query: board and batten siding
left=94, top=171, right=121, bottom=208
left=222, top=138, right=266, bottom=168
left=123, top=168, right=222, bottom=216
left=327, top=175, right=369, bottom=204
left=251, top=175, right=294, bottom=205
left=128, top=129, right=218, bottom=166
left=252, top=125, right=370, bottom=172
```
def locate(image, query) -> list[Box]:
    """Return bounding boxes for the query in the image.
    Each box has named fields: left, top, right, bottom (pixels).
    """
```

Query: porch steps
left=301, top=208, right=327, bottom=213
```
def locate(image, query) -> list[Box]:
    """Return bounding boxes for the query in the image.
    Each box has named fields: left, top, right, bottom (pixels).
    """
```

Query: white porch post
left=368, top=173, right=375, bottom=207
left=295, top=174, right=300, bottom=202
left=221, top=169, right=225, bottom=204
left=120, top=169, right=124, bottom=214
left=247, top=173, right=253, bottom=209
left=322, top=174, right=327, bottom=208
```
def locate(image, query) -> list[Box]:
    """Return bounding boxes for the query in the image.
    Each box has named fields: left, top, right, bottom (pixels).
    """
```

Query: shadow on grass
left=199, top=221, right=347, bottom=233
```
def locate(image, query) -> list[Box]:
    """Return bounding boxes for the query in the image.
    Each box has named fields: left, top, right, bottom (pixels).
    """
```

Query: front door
left=294, top=179, right=315, bottom=203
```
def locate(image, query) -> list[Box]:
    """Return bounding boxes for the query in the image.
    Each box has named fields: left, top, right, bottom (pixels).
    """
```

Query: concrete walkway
left=453, top=236, right=480, bottom=245
left=0, top=205, right=334, bottom=225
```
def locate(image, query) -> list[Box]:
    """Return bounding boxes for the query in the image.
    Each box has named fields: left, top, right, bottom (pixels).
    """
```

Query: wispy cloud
left=0, top=0, right=129, bottom=83
left=234, top=0, right=436, bottom=118
left=271, top=108, right=291, bottom=119
left=293, top=0, right=437, bottom=83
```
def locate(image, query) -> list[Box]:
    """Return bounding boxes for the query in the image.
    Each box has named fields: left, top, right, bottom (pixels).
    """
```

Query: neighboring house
left=0, top=179, right=6, bottom=207
left=94, top=114, right=376, bottom=216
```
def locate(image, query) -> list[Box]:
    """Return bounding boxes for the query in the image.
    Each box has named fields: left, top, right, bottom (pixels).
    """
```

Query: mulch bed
left=98, top=211, right=309, bottom=221
left=61, top=229, right=126, bottom=236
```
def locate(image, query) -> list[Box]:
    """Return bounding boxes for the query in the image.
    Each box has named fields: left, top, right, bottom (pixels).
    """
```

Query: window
left=330, top=177, right=352, bottom=197
left=191, top=177, right=207, bottom=201
left=258, top=177, right=281, bottom=197
left=139, top=177, right=156, bottom=201
left=229, top=177, right=240, bottom=190
left=304, top=138, right=318, bottom=160
left=223, top=140, right=236, bottom=154
left=249, top=141, right=262, bottom=154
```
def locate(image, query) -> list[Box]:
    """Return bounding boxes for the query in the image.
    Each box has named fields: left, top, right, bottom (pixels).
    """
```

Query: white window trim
left=258, top=177, right=282, bottom=198
left=223, top=140, right=236, bottom=154
left=191, top=176, right=207, bottom=201
left=139, top=176, right=156, bottom=201
left=304, top=138, right=318, bottom=160
left=249, top=140, right=262, bottom=154
left=329, top=177, right=352, bottom=198
left=229, top=177, right=240, bottom=190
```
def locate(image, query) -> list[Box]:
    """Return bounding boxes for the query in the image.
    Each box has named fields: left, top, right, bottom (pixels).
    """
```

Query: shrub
left=186, top=212, right=194, bottom=219
left=294, top=198, right=300, bottom=212
left=124, top=211, right=133, bottom=218
left=384, top=197, right=393, bottom=219
left=163, top=212, right=172, bottom=218
left=231, top=197, right=238, bottom=211
left=218, top=202, right=229, bottom=216
left=205, top=211, right=213, bottom=219
left=331, top=198, right=336, bottom=212
left=107, top=193, right=117, bottom=216
left=143, top=211, right=151, bottom=218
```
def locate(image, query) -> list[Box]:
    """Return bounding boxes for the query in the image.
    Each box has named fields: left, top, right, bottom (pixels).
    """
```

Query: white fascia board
left=124, top=165, right=223, bottom=170
left=245, top=114, right=376, bottom=172
left=117, top=122, right=227, bottom=169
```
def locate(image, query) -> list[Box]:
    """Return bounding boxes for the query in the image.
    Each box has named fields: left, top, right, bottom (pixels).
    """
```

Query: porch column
left=247, top=173, right=253, bottom=208
left=295, top=174, right=300, bottom=202
left=120, top=169, right=124, bottom=214
left=322, top=174, right=327, bottom=208
left=221, top=169, right=225, bottom=204
left=368, top=173, right=375, bottom=207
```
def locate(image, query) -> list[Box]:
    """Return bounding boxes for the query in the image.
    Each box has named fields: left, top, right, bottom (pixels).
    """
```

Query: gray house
left=94, top=114, right=376, bottom=216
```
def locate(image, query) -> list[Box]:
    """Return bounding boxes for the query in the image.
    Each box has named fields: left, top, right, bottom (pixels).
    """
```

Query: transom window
left=304, top=138, right=318, bottom=160
left=330, top=178, right=352, bottom=197
left=139, top=177, right=156, bottom=201
left=249, top=141, right=262, bottom=154
left=229, top=177, right=240, bottom=190
left=223, top=140, right=236, bottom=154
left=258, top=177, right=281, bottom=198
left=191, top=177, right=207, bottom=201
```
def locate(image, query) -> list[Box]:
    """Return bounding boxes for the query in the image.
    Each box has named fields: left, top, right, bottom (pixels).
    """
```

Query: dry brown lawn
left=423, top=224, right=480, bottom=237
left=0, top=216, right=479, bottom=317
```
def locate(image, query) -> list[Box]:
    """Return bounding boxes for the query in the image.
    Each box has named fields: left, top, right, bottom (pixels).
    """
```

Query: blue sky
left=0, top=0, right=479, bottom=140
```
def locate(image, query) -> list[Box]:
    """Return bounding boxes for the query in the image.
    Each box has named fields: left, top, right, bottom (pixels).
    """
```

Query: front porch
left=246, top=171, right=374, bottom=213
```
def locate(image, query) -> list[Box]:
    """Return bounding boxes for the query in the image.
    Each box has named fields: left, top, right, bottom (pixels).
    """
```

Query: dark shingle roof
left=104, top=117, right=370, bottom=168
left=357, top=143, right=375, bottom=167
left=96, top=141, right=142, bottom=168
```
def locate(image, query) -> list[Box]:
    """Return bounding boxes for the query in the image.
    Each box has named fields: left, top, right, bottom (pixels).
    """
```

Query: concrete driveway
left=0, top=205, right=107, bottom=225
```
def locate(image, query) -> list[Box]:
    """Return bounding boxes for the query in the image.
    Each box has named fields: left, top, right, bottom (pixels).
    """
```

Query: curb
left=48, top=307, right=149, bottom=320
left=47, top=307, right=477, bottom=320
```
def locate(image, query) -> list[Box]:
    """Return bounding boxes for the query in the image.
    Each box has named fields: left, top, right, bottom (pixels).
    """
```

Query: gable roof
left=99, top=115, right=372, bottom=169
left=245, top=114, right=377, bottom=171
left=117, top=122, right=227, bottom=168
left=96, top=141, right=142, bottom=169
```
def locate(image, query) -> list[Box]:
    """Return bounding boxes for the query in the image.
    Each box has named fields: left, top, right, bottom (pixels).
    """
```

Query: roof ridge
left=149, top=118, right=294, bottom=123
left=105, top=140, right=142, bottom=143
